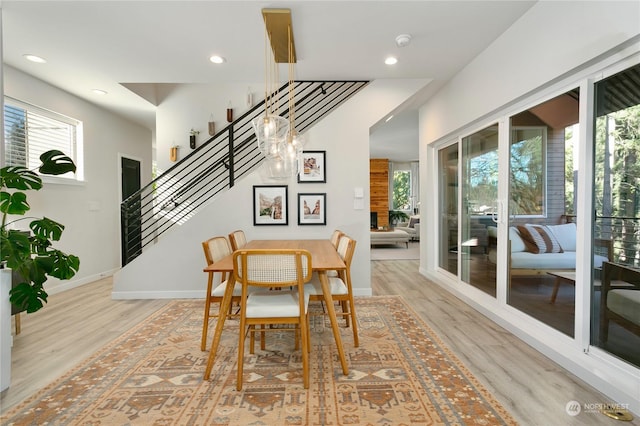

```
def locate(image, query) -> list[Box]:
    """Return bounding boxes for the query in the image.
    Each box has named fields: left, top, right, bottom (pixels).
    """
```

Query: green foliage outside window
left=510, top=129, right=544, bottom=216
left=393, top=170, right=410, bottom=210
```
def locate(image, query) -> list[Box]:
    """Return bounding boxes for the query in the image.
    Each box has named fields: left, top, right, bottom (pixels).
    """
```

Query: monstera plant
left=0, top=150, right=80, bottom=313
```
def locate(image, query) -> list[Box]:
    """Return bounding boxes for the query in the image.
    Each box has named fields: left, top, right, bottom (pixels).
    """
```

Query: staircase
left=120, top=80, right=368, bottom=265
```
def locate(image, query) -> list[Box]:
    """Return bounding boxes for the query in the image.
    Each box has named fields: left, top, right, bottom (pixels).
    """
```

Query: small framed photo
left=298, top=150, right=326, bottom=183
left=298, top=193, right=326, bottom=225
left=253, top=185, right=288, bottom=226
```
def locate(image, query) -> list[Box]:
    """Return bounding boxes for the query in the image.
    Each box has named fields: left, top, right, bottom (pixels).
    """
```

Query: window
left=510, top=127, right=546, bottom=216
left=392, top=170, right=411, bottom=210
left=4, top=97, right=81, bottom=179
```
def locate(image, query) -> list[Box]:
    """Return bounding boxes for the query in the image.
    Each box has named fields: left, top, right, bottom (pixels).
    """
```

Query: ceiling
left=1, top=1, right=536, bottom=162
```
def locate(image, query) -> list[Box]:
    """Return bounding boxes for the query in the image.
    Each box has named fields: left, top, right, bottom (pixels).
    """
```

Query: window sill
left=41, top=175, right=85, bottom=186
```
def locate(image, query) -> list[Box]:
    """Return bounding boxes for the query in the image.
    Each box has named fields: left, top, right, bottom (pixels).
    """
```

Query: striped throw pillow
left=517, top=224, right=563, bottom=254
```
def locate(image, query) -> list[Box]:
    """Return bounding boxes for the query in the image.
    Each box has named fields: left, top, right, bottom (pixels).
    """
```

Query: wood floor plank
left=1, top=263, right=637, bottom=425
left=1, top=278, right=168, bottom=411
left=371, top=259, right=638, bottom=425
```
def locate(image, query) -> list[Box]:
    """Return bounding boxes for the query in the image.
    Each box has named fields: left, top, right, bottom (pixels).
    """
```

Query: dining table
left=202, top=239, right=349, bottom=380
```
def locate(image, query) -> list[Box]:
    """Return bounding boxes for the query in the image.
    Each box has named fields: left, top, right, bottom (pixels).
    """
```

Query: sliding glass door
left=591, top=64, right=640, bottom=368
left=506, top=89, right=580, bottom=337
left=460, top=125, right=499, bottom=296
left=438, top=125, right=499, bottom=296
left=439, top=144, right=458, bottom=274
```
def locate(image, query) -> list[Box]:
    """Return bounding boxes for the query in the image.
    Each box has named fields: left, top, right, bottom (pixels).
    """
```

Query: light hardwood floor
left=1, top=262, right=637, bottom=425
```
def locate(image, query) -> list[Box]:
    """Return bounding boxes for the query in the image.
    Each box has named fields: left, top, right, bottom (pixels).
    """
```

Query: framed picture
left=298, top=150, right=326, bottom=183
left=253, top=185, right=288, bottom=226
left=298, top=193, right=326, bottom=225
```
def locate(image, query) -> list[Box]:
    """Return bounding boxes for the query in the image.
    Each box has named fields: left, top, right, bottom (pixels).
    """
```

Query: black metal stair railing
left=121, top=80, right=369, bottom=265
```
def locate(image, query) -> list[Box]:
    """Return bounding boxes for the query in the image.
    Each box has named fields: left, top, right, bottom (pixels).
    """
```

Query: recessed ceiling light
left=92, top=89, right=107, bottom=95
left=385, top=56, right=398, bottom=65
left=23, top=54, right=46, bottom=63
left=209, top=55, right=226, bottom=64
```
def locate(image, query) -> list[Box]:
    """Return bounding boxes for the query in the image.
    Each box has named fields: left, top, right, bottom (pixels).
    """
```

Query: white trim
left=41, top=175, right=85, bottom=186
left=1, top=270, right=13, bottom=392
left=44, top=268, right=120, bottom=296
left=575, top=77, right=595, bottom=349
left=112, top=290, right=206, bottom=299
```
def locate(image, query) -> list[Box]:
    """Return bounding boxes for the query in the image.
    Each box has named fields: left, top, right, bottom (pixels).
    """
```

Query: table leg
left=318, top=270, right=349, bottom=375
left=203, top=274, right=235, bottom=380
left=550, top=276, right=574, bottom=304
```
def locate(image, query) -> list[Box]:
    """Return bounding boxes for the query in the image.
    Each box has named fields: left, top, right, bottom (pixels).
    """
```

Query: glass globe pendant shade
left=265, top=140, right=300, bottom=180
left=252, top=114, right=289, bottom=156
left=286, top=128, right=306, bottom=152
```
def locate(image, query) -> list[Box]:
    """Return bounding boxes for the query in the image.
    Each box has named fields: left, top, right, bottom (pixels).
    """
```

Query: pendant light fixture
left=252, top=8, right=305, bottom=180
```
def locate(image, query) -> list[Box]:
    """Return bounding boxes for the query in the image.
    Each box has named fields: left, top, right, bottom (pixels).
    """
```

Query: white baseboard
left=111, top=290, right=206, bottom=299
left=353, top=288, right=373, bottom=297
left=44, top=268, right=120, bottom=296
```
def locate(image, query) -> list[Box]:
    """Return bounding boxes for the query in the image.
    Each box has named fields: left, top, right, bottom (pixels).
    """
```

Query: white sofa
left=488, top=222, right=611, bottom=274
left=394, top=215, right=420, bottom=241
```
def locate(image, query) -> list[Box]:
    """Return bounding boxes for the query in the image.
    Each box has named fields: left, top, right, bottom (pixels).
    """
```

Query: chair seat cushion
left=246, top=291, right=309, bottom=318
left=304, top=276, right=348, bottom=296
left=212, top=280, right=243, bottom=297
left=608, top=289, right=640, bottom=325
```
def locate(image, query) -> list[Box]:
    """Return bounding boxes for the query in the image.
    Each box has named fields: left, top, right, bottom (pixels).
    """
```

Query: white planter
left=1, top=268, right=12, bottom=391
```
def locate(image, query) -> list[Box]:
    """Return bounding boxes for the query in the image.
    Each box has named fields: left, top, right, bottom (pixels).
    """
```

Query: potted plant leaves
left=0, top=149, right=80, bottom=313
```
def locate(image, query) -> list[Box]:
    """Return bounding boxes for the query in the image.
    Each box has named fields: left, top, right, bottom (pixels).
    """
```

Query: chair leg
left=600, top=312, right=610, bottom=345
left=249, top=325, right=256, bottom=354
left=341, top=300, right=350, bottom=327
left=306, top=313, right=311, bottom=353
left=237, top=319, right=247, bottom=391
left=300, top=316, right=310, bottom=389
left=201, top=295, right=212, bottom=351
left=348, top=296, right=359, bottom=347
left=260, top=325, right=266, bottom=350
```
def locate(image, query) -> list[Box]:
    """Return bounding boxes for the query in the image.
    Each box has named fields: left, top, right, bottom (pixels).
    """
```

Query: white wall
left=3, top=66, right=153, bottom=293
left=418, top=0, right=640, bottom=414
left=154, top=82, right=265, bottom=173
left=113, top=78, right=429, bottom=298
left=421, top=1, right=640, bottom=144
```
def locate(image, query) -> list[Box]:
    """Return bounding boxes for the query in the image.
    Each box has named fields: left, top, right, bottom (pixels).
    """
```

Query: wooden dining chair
left=327, top=229, right=345, bottom=278
left=330, top=229, right=344, bottom=249
left=305, top=235, right=359, bottom=347
left=228, top=229, right=247, bottom=251
left=200, top=236, right=243, bottom=351
left=234, top=249, right=313, bottom=390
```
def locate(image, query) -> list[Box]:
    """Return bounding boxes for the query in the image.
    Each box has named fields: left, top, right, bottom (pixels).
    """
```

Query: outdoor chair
left=599, top=261, right=640, bottom=344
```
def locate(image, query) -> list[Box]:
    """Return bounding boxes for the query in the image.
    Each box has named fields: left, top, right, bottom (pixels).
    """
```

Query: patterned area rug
left=2, top=296, right=516, bottom=425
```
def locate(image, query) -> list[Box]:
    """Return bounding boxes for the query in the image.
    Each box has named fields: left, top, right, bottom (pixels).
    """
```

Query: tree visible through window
left=393, top=170, right=410, bottom=210
left=510, top=127, right=545, bottom=216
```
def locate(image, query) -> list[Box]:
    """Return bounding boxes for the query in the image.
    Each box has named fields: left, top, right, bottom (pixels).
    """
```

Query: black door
left=121, top=157, right=142, bottom=265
